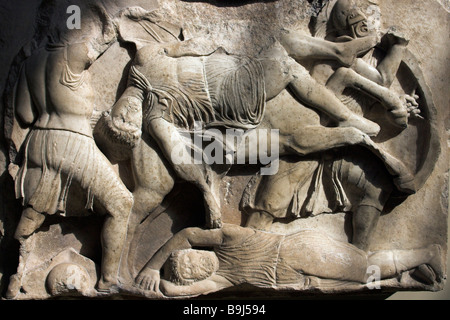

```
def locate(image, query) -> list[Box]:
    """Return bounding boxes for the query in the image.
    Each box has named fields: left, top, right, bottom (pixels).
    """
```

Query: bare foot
left=412, top=245, right=446, bottom=285
left=336, top=35, right=379, bottom=67
left=96, top=278, right=119, bottom=294
left=427, top=244, right=445, bottom=282
left=389, top=108, right=408, bottom=128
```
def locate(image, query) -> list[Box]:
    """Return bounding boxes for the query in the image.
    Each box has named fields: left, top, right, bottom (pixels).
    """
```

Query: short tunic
left=130, top=50, right=266, bottom=131
left=15, top=128, right=130, bottom=216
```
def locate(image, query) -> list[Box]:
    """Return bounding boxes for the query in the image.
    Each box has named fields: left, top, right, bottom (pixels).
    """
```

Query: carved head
left=110, top=95, right=143, bottom=128
left=93, top=90, right=143, bottom=162
left=331, top=0, right=371, bottom=38
left=104, top=91, right=143, bottom=145
left=164, top=249, right=220, bottom=285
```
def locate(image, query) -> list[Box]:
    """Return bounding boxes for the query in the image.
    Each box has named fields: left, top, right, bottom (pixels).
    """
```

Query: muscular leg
left=14, top=207, right=46, bottom=241
left=282, top=30, right=408, bottom=110
left=98, top=197, right=133, bottom=292
left=279, top=125, right=372, bottom=157
left=281, top=231, right=369, bottom=283
left=7, top=207, right=45, bottom=299
left=288, top=62, right=381, bottom=136
left=352, top=205, right=382, bottom=252
left=280, top=30, right=379, bottom=67
left=342, top=154, right=393, bottom=252
left=283, top=232, right=443, bottom=284
left=375, top=34, right=409, bottom=87
left=89, top=153, right=134, bottom=292
left=11, top=193, right=128, bottom=297
left=260, top=48, right=380, bottom=136
left=13, top=165, right=45, bottom=241
left=368, top=245, right=444, bottom=282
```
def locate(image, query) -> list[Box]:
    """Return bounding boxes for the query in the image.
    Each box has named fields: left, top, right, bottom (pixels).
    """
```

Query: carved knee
left=105, top=191, right=134, bottom=222
left=326, top=67, right=353, bottom=93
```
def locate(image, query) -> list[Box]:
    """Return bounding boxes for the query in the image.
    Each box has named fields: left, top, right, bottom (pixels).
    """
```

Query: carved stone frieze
left=0, top=0, right=448, bottom=300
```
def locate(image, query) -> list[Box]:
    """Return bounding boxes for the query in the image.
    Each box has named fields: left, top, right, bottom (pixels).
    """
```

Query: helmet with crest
left=331, top=0, right=370, bottom=38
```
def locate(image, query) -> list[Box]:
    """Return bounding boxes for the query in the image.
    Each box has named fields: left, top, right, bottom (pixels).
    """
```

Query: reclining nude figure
left=134, top=224, right=444, bottom=296
left=97, top=7, right=413, bottom=229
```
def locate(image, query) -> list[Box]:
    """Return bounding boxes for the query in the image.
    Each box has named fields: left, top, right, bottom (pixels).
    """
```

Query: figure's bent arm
left=351, top=33, right=409, bottom=87
left=351, top=58, right=384, bottom=84
left=142, top=227, right=224, bottom=271
left=375, top=43, right=407, bottom=87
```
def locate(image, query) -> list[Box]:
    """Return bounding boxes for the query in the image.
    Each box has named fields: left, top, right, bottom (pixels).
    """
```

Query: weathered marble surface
left=0, top=0, right=448, bottom=300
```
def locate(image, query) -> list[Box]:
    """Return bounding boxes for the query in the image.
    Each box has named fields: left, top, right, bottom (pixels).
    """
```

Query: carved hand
left=386, top=92, right=423, bottom=128
left=403, top=93, right=423, bottom=119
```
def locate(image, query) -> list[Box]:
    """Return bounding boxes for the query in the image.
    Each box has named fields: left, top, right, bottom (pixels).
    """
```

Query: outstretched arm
left=279, top=29, right=379, bottom=67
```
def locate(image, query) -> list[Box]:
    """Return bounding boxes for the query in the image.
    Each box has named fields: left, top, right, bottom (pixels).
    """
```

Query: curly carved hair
left=164, top=249, right=220, bottom=286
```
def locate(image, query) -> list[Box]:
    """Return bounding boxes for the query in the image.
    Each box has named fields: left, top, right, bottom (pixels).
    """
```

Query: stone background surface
left=0, top=0, right=448, bottom=299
